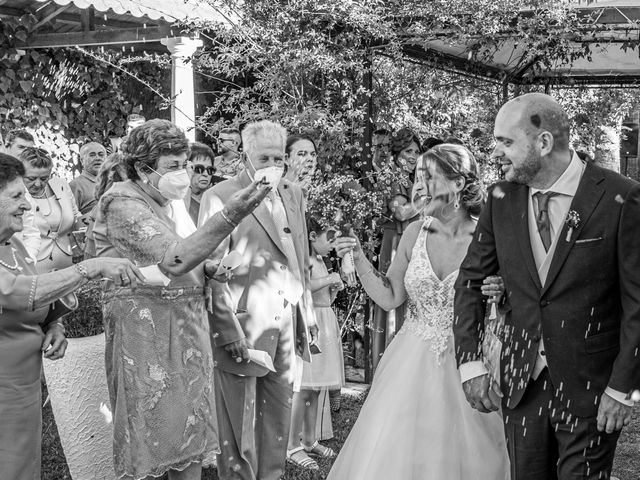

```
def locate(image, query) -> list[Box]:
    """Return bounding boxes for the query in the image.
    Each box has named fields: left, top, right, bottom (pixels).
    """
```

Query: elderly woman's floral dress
left=327, top=218, right=509, bottom=480
left=92, top=181, right=218, bottom=479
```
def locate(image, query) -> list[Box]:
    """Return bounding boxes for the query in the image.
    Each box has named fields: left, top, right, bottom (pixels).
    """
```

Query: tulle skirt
left=327, top=328, right=510, bottom=480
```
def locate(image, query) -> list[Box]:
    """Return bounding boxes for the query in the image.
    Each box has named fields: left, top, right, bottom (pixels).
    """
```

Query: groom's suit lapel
left=541, top=162, right=605, bottom=297
left=509, top=185, right=543, bottom=291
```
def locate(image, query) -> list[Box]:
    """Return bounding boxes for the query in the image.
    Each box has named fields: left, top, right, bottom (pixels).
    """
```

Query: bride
left=329, top=143, right=509, bottom=480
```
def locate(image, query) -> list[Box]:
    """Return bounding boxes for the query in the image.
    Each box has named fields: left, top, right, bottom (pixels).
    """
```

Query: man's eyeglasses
left=193, top=165, right=215, bottom=175
left=219, top=138, right=240, bottom=145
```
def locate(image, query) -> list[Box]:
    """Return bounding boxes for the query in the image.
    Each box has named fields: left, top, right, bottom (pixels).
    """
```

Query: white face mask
left=146, top=168, right=190, bottom=200
left=247, top=153, right=285, bottom=190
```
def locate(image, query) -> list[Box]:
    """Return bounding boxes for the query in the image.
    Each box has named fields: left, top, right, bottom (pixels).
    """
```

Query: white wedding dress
left=328, top=218, right=510, bottom=480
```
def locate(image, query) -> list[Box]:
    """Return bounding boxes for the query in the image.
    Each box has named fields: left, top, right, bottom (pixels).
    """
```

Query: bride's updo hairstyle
left=420, top=143, right=485, bottom=216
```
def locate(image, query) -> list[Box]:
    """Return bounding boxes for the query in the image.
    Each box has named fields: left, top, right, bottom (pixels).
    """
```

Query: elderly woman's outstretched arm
left=0, top=257, right=143, bottom=312
left=103, top=181, right=269, bottom=277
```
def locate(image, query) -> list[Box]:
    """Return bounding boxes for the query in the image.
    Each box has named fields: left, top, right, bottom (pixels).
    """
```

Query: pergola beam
left=0, top=6, right=26, bottom=16
left=33, top=4, right=71, bottom=29
left=17, top=25, right=173, bottom=48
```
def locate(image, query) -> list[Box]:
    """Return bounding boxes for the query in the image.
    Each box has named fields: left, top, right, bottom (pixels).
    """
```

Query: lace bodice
left=401, top=217, right=458, bottom=359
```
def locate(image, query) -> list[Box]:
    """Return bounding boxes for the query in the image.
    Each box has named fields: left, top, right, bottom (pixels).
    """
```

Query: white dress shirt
left=460, top=152, right=633, bottom=406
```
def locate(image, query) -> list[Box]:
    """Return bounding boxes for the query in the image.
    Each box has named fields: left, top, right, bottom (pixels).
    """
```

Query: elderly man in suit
left=199, top=120, right=317, bottom=480
left=454, top=93, right=640, bottom=480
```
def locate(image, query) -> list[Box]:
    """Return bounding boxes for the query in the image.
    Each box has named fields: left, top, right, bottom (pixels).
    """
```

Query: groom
left=454, top=93, right=640, bottom=479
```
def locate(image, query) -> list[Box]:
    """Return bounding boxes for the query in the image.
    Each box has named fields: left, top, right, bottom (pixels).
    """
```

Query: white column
left=161, top=36, right=203, bottom=141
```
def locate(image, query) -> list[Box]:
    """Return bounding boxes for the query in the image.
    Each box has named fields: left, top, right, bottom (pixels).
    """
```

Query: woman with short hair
left=19, top=147, right=83, bottom=273
left=0, top=153, right=142, bottom=480
left=92, top=119, right=269, bottom=480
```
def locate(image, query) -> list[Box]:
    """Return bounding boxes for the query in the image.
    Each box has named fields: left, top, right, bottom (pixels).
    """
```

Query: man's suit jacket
left=199, top=170, right=315, bottom=376
left=454, top=161, right=640, bottom=417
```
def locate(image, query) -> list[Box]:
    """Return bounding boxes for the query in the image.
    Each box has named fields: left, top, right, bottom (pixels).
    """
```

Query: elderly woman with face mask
left=0, top=153, right=142, bottom=480
left=19, top=147, right=83, bottom=273
left=92, top=119, right=269, bottom=480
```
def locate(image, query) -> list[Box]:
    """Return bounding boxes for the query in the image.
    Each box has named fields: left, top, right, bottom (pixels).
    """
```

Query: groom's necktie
left=533, top=191, right=558, bottom=252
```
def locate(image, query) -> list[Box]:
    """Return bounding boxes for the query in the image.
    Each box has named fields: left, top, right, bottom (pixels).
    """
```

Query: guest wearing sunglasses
left=185, top=142, right=219, bottom=224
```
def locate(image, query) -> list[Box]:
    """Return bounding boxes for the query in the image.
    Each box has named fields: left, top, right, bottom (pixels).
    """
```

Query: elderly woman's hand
left=223, top=180, right=271, bottom=225
left=204, top=259, right=233, bottom=283
left=42, top=323, right=68, bottom=360
left=82, top=258, right=146, bottom=288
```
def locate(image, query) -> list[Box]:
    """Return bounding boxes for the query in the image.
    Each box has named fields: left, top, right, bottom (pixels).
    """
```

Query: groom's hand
left=597, top=393, right=633, bottom=433
left=462, top=374, right=500, bottom=413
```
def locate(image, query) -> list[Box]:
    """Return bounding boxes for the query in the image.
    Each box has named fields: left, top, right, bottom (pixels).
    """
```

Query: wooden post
left=80, top=6, right=95, bottom=33
left=361, top=54, right=374, bottom=172
left=361, top=54, right=374, bottom=383
left=502, top=79, right=509, bottom=104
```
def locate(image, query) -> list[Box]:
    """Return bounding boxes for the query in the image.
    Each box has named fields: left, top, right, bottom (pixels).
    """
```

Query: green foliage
left=196, top=0, right=640, bottom=177
left=0, top=15, right=169, bottom=177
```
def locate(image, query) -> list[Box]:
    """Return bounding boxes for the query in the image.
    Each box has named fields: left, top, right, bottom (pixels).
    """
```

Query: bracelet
left=49, top=321, right=66, bottom=334
left=220, top=209, right=239, bottom=228
left=74, top=262, right=91, bottom=281
left=358, top=266, right=374, bottom=278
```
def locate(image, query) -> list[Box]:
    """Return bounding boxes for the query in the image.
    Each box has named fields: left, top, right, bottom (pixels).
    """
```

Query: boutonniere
left=565, top=210, right=580, bottom=242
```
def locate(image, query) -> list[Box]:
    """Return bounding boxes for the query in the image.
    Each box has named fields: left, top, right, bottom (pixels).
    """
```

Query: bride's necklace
left=0, top=246, right=21, bottom=271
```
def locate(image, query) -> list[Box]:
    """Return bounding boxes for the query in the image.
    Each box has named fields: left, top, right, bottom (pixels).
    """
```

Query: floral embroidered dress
left=92, top=181, right=218, bottom=479
left=327, top=218, right=509, bottom=480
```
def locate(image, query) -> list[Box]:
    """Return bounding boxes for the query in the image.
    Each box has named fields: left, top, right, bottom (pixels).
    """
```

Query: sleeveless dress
left=327, top=218, right=510, bottom=480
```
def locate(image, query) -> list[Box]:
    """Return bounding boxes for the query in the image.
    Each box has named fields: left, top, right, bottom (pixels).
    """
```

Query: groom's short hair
left=510, top=93, right=570, bottom=151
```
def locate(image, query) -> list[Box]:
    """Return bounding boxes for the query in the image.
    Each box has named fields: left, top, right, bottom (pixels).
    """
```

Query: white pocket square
left=575, top=237, right=603, bottom=244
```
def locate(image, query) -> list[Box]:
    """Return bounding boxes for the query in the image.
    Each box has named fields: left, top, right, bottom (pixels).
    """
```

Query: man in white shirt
left=454, top=93, right=640, bottom=480
left=199, top=120, right=317, bottom=480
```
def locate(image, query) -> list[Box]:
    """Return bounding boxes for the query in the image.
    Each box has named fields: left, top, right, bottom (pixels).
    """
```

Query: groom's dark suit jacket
left=454, top=161, right=640, bottom=417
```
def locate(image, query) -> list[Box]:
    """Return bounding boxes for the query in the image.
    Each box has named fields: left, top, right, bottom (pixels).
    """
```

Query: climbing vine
left=0, top=14, right=170, bottom=177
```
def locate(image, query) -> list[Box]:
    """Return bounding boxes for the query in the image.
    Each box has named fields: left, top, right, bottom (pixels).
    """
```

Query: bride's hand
left=481, top=275, right=504, bottom=304
left=462, top=374, right=499, bottom=413
left=333, top=229, right=363, bottom=260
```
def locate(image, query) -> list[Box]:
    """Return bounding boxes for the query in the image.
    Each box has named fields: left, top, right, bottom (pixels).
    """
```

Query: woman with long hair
left=328, top=144, right=509, bottom=480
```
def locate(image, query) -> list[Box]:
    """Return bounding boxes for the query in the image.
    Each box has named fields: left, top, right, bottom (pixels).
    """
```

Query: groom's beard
left=508, top=145, right=543, bottom=185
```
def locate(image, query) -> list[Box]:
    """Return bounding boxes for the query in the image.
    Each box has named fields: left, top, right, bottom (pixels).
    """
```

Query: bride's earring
left=453, top=193, right=460, bottom=211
